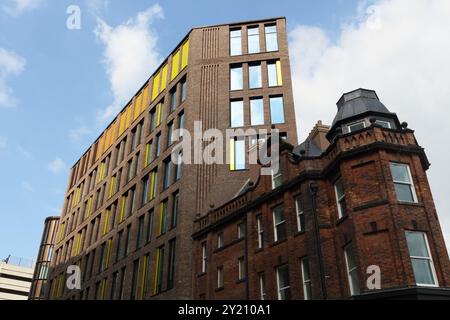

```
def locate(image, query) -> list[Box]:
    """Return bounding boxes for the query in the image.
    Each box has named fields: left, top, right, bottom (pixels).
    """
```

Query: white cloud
left=0, top=136, right=7, bottom=149
left=85, top=0, right=109, bottom=15
left=94, top=4, right=164, bottom=124
left=0, top=48, right=26, bottom=108
left=68, top=125, right=93, bottom=143
left=289, top=0, right=450, bottom=250
left=48, top=157, right=66, bottom=174
left=2, top=0, right=43, bottom=16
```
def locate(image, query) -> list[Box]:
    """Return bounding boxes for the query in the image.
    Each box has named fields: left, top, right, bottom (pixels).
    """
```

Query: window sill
left=236, top=279, right=247, bottom=284
left=294, top=230, right=306, bottom=237
left=336, top=214, right=349, bottom=226
left=215, top=287, right=224, bottom=292
left=255, top=247, right=264, bottom=254
left=397, top=201, right=424, bottom=207
left=197, top=272, right=207, bottom=278
left=270, top=238, right=287, bottom=247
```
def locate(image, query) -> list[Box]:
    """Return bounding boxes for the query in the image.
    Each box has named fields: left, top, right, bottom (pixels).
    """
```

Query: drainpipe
left=310, top=181, right=328, bottom=300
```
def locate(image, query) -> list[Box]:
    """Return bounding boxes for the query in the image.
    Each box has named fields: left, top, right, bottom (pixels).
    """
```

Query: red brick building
left=192, top=88, right=450, bottom=300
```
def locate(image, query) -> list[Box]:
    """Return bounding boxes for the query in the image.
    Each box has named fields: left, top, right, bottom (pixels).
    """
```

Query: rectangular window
left=178, top=111, right=185, bottom=133
left=348, top=121, right=366, bottom=133
left=230, top=29, right=242, bottom=56
left=167, top=238, right=176, bottom=289
left=175, top=151, right=182, bottom=181
left=276, top=265, right=291, bottom=300
left=145, top=141, right=153, bottom=167
left=167, top=122, right=174, bottom=147
left=238, top=257, right=246, bottom=281
left=273, top=206, right=286, bottom=242
left=237, top=222, right=245, bottom=239
left=375, top=120, right=391, bottom=128
left=250, top=98, right=264, bottom=125
left=230, top=137, right=245, bottom=171
left=267, top=60, right=282, bottom=86
left=230, top=65, right=243, bottom=91
left=118, top=267, right=126, bottom=300
left=344, top=245, right=360, bottom=295
left=141, top=254, right=151, bottom=298
left=257, top=215, right=264, bottom=249
left=301, top=258, right=312, bottom=300
left=249, top=63, right=262, bottom=89
left=217, top=266, right=224, bottom=289
left=110, top=271, right=118, bottom=300
left=171, top=50, right=180, bottom=81
left=155, top=133, right=161, bottom=158
left=271, top=165, right=282, bottom=189
left=130, top=259, right=139, bottom=300
left=154, top=246, right=164, bottom=295
left=217, top=232, right=224, bottom=249
left=136, top=215, right=144, bottom=250
left=170, top=88, right=177, bottom=112
left=150, top=169, right=158, bottom=200
left=265, top=25, right=278, bottom=52
left=295, top=196, right=305, bottom=232
left=390, top=163, right=418, bottom=203
left=149, top=109, right=156, bottom=133
left=201, top=242, right=207, bottom=273
left=269, top=96, right=285, bottom=124
left=334, top=178, right=347, bottom=218
left=230, top=100, right=244, bottom=128
left=158, top=200, right=168, bottom=235
left=247, top=26, right=260, bottom=54
left=146, top=209, right=154, bottom=243
left=181, top=79, right=187, bottom=102
left=115, top=231, right=123, bottom=262
left=171, top=191, right=179, bottom=229
left=405, top=231, right=438, bottom=286
left=259, top=272, right=266, bottom=300
left=163, top=157, right=172, bottom=190
left=124, top=225, right=131, bottom=257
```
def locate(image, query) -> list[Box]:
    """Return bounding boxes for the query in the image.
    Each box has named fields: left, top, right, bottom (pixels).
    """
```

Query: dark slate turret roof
left=331, top=88, right=391, bottom=126
left=292, top=139, right=323, bottom=158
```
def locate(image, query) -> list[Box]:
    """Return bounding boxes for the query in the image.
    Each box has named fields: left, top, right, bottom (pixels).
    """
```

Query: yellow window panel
left=229, top=138, right=235, bottom=171
left=96, top=134, right=105, bottom=160
left=104, top=127, right=111, bottom=151
left=104, top=239, right=112, bottom=270
left=156, top=103, right=163, bottom=126
left=103, top=210, right=110, bottom=235
left=86, top=196, right=93, bottom=218
left=181, top=40, right=189, bottom=70
left=119, top=195, right=127, bottom=222
left=100, top=278, right=107, bottom=300
left=74, top=232, right=81, bottom=256
left=152, top=71, right=161, bottom=101
left=119, top=112, right=126, bottom=136
left=125, top=104, right=132, bottom=130
left=134, top=93, right=142, bottom=121
left=141, top=86, right=149, bottom=113
left=109, top=176, right=116, bottom=198
left=158, top=202, right=165, bottom=235
left=140, top=255, right=148, bottom=299
left=171, top=49, right=180, bottom=80
left=276, top=60, right=283, bottom=86
left=111, top=120, right=118, bottom=145
left=160, top=64, right=168, bottom=92
left=153, top=249, right=161, bottom=295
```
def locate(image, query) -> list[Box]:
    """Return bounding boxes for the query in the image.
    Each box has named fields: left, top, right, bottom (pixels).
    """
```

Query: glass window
left=170, top=88, right=177, bottom=112
left=273, top=206, right=286, bottom=242
left=247, top=26, right=260, bottom=54
left=181, top=79, right=187, bottom=102
left=375, top=120, right=391, bottom=128
left=230, top=137, right=245, bottom=171
left=230, top=29, right=242, bottom=56
left=348, top=121, right=366, bottom=132
left=217, top=267, right=224, bottom=288
left=154, top=246, right=164, bottom=294
left=230, top=65, right=243, bottom=91
left=265, top=25, right=278, bottom=52
left=406, top=231, right=438, bottom=286
left=271, top=165, right=282, bottom=189
left=167, top=239, right=176, bottom=289
left=146, top=209, right=154, bottom=243
left=250, top=98, right=264, bottom=125
left=390, top=163, right=417, bottom=203
left=276, top=265, right=290, bottom=300
left=171, top=191, right=179, bottom=228
left=217, top=232, right=224, bottom=249
left=155, top=133, right=161, bottom=158
left=230, top=100, right=244, bottom=127
left=237, top=222, right=245, bottom=239
left=201, top=242, right=207, bottom=273
left=301, top=258, right=312, bottom=300
left=257, top=215, right=264, bottom=249
left=259, top=272, right=266, bottom=300
left=295, top=196, right=305, bottom=232
left=136, top=216, right=144, bottom=250
left=344, top=245, right=360, bottom=295
left=335, top=178, right=347, bottom=218
left=269, top=96, right=285, bottom=124
left=158, top=200, right=168, bottom=235
left=167, top=122, right=174, bottom=147
left=249, top=63, right=262, bottom=88
left=238, top=257, right=246, bottom=280
left=267, top=60, right=282, bottom=87
left=163, top=158, right=172, bottom=189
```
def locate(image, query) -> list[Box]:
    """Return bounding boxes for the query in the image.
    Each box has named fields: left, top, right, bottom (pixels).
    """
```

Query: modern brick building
left=192, top=88, right=450, bottom=300
left=38, top=17, right=298, bottom=300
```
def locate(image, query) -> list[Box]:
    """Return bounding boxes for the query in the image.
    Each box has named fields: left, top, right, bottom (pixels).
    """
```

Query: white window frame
left=217, top=233, right=224, bottom=249
left=271, top=166, right=282, bottom=189
left=237, top=222, right=245, bottom=239
left=217, top=267, right=224, bottom=288
left=230, top=29, right=242, bottom=56
left=334, top=178, right=346, bottom=219
left=375, top=120, right=391, bottom=128
left=347, top=121, right=366, bottom=133
left=257, top=216, right=264, bottom=249
left=238, top=257, right=245, bottom=281
left=405, top=231, right=439, bottom=287
left=344, top=246, right=360, bottom=296
left=259, top=273, right=266, bottom=300
left=230, top=65, right=243, bottom=91
left=273, top=207, right=285, bottom=242
left=390, top=163, right=418, bottom=203
left=301, top=258, right=312, bottom=300
left=201, top=242, right=207, bottom=273
left=295, top=195, right=304, bottom=232
left=276, top=265, right=290, bottom=300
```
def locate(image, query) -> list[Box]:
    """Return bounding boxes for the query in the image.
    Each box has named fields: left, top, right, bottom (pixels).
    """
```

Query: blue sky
left=1, top=0, right=450, bottom=261
left=0, top=0, right=360, bottom=261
